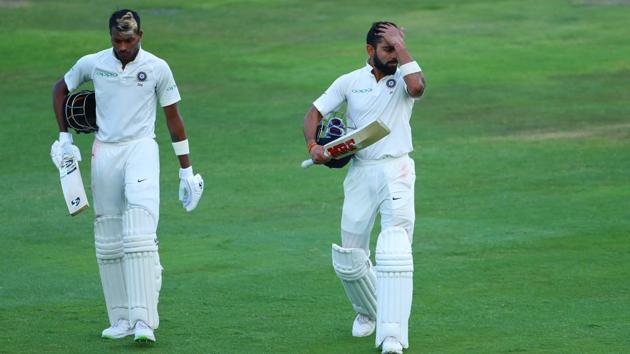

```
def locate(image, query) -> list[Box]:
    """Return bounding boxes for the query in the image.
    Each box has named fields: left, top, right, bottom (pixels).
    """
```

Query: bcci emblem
left=386, top=79, right=396, bottom=88
left=137, top=71, right=147, bottom=82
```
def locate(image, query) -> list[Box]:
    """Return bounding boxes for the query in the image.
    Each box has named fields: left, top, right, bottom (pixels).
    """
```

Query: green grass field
left=1, top=0, right=629, bottom=353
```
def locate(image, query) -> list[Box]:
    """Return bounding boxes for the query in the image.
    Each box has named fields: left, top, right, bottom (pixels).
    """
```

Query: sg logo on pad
left=71, top=197, right=81, bottom=207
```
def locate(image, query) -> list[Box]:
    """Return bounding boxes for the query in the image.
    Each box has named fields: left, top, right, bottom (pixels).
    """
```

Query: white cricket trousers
left=341, top=154, right=415, bottom=255
left=91, top=137, right=160, bottom=221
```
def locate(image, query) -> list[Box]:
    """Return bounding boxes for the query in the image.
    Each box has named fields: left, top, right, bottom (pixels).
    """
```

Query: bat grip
left=301, top=149, right=331, bottom=169
left=301, top=159, right=315, bottom=169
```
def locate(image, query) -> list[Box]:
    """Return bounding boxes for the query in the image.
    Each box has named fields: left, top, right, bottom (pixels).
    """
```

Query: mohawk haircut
left=109, top=9, right=141, bottom=34
left=366, top=21, right=397, bottom=48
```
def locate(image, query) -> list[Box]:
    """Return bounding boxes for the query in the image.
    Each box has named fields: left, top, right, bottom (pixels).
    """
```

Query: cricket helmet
left=317, top=117, right=352, bottom=169
left=63, top=90, right=98, bottom=134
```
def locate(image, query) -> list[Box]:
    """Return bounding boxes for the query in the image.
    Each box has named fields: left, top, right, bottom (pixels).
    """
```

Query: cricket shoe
left=352, top=314, right=375, bottom=337
left=134, top=321, right=156, bottom=343
left=101, top=319, right=133, bottom=339
left=381, top=336, right=403, bottom=354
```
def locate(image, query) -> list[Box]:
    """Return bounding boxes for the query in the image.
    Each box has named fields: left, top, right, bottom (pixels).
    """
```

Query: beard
left=373, top=53, right=397, bottom=75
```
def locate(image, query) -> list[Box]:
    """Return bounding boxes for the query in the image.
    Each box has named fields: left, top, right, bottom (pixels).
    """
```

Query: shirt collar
left=363, top=61, right=397, bottom=80
left=110, top=45, right=144, bottom=67
left=364, top=62, right=374, bottom=76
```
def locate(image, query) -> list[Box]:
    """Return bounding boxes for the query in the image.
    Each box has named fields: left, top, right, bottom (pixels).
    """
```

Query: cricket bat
left=59, top=154, right=89, bottom=216
left=301, top=119, right=390, bottom=168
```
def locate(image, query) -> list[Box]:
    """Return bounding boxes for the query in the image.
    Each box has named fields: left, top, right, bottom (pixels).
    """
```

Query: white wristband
left=59, top=132, right=73, bottom=144
left=172, top=139, right=190, bottom=156
left=400, top=61, right=422, bottom=77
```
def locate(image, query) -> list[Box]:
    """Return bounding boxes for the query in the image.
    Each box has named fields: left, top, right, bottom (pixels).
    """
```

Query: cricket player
left=50, top=9, right=203, bottom=342
left=303, top=22, right=425, bottom=354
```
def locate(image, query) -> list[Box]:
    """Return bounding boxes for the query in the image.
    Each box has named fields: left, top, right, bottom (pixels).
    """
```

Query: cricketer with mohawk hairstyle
left=51, top=9, right=204, bottom=343
left=303, top=22, right=425, bottom=354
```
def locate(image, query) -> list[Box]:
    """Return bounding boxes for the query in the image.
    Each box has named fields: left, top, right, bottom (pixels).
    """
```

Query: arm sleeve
left=156, top=60, right=181, bottom=107
left=313, top=75, right=347, bottom=117
left=64, top=54, right=96, bottom=92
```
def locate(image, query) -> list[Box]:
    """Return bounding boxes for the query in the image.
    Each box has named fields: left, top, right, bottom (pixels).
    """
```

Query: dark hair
left=366, top=21, right=397, bottom=47
left=109, top=9, right=141, bottom=34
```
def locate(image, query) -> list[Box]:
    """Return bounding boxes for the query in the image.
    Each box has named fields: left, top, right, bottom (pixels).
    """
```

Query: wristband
left=59, top=132, right=73, bottom=144
left=172, top=139, right=190, bottom=156
left=179, top=166, right=193, bottom=179
left=307, top=141, right=317, bottom=153
left=400, top=61, right=422, bottom=77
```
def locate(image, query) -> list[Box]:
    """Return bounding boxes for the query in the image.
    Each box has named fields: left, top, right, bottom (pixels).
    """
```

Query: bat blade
left=59, top=157, right=89, bottom=216
left=301, top=119, right=390, bottom=168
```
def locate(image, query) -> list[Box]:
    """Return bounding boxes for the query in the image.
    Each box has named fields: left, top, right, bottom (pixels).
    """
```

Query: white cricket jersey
left=313, top=63, right=419, bottom=160
left=64, top=47, right=181, bottom=143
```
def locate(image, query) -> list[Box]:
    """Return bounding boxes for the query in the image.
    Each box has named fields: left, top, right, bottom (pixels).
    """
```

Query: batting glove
left=179, top=166, right=204, bottom=212
left=50, top=132, right=82, bottom=169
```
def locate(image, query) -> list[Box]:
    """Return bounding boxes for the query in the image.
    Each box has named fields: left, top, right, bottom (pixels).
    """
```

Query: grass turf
left=1, top=0, right=629, bottom=353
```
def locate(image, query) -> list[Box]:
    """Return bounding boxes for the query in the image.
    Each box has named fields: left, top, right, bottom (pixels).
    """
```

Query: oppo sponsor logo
left=351, top=88, right=372, bottom=94
left=95, top=69, right=118, bottom=78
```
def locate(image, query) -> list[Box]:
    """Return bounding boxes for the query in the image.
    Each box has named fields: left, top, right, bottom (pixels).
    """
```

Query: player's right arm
left=303, top=105, right=329, bottom=164
left=52, top=79, right=70, bottom=132
left=304, top=74, right=348, bottom=164
left=53, top=54, right=96, bottom=132
left=50, top=54, right=95, bottom=168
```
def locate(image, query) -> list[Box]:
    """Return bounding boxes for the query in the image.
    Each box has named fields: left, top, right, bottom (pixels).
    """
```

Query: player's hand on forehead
left=377, top=23, right=405, bottom=46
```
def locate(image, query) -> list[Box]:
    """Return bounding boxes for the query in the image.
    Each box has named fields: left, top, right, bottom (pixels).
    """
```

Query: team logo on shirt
left=137, top=71, right=147, bottom=82
left=386, top=79, right=396, bottom=88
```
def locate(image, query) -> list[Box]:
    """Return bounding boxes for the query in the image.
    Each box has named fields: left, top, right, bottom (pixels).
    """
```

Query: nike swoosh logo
left=392, top=197, right=401, bottom=200
left=137, top=178, right=147, bottom=183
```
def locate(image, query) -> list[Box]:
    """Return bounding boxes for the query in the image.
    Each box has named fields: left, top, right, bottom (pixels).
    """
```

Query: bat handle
left=301, top=159, right=315, bottom=169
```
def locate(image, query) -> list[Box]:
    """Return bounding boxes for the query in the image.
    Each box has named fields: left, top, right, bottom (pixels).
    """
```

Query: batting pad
left=94, top=216, right=128, bottom=325
left=332, top=244, right=377, bottom=320
left=122, top=208, right=162, bottom=329
left=375, top=227, right=413, bottom=349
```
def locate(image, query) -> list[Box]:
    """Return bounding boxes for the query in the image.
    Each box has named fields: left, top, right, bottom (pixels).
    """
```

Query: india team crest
left=386, top=79, right=396, bottom=88
left=137, top=71, right=147, bottom=82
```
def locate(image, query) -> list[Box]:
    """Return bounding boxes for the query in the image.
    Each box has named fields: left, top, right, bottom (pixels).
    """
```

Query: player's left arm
left=164, top=104, right=204, bottom=212
left=164, top=104, right=190, bottom=168
left=378, top=23, right=425, bottom=98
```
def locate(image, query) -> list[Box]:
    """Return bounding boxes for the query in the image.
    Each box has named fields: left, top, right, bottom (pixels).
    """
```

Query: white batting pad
left=94, top=216, right=128, bottom=325
left=332, top=244, right=377, bottom=320
left=122, top=208, right=162, bottom=328
left=375, top=227, right=413, bottom=349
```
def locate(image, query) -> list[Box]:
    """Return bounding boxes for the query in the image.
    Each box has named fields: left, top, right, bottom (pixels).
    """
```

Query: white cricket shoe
left=101, top=319, right=133, bottom=339
left=381, top=336, right=403, bottom=354
left=352, top=314, right=375, bottom=337
left=133, top=321, right=156, bottom=343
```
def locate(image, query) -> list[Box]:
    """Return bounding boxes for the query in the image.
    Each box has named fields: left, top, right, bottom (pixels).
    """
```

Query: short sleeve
left=313, top=75, right=348, bottom=117
left=155, top=60, right=181, bottom=107
left=64, top=54, right=96, bottom=92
